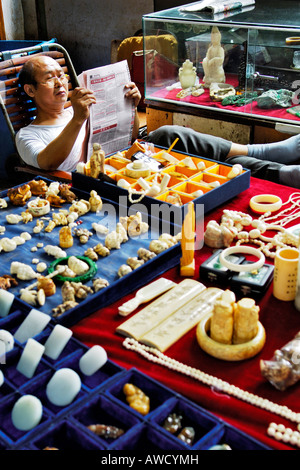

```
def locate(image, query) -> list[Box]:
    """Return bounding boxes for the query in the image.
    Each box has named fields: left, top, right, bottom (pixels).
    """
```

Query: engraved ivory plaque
left=116, top=279, right=206, bottom=340
left=141, top=287, right=223, bottom=351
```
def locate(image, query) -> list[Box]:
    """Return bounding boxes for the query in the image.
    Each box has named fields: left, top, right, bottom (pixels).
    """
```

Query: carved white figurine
left=10, top=262, right=39, bottom=280
left=105, top=231, right=123, bottom=250
left=44, top=245, right=67, bottom=259
left=0, top=238, right=17, bottom=252
left=202, top=26, right=225, bottom=88
left=179, top=59, right=197, bottom=89
left=67, top=256, right=89, bottom=276
left=90, top=143, right=105, bottom=179
left=89, top=190, right=103, bottom=212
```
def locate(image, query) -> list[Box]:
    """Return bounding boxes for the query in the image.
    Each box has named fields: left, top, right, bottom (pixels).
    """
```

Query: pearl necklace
left=123, top=338, right=300, bottom=425
left=267, top=422, right=300, bottom=448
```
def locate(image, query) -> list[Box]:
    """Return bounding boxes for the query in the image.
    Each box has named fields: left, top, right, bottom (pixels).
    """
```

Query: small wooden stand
left=180, top=201, right=196, bottom=277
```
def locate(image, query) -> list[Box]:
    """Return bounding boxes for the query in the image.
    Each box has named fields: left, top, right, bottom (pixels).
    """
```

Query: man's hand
left=71, top=87, right=96, bottom=123
left=124, top=82, right=141, bottom=108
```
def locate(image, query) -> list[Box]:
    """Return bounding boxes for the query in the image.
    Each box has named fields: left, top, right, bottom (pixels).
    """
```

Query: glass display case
left=142, top=0, right=300, bottom=133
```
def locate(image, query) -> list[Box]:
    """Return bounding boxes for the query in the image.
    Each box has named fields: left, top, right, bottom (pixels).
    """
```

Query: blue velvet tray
left=0, top=178, right=272, bottom=451
left=0, top=306, right=271, bottom=450
left=0, top=177, right=182, bottom=327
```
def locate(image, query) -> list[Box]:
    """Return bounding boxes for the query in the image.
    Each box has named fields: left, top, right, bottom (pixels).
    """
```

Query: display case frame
left=142, top=0, right=300, bottom=134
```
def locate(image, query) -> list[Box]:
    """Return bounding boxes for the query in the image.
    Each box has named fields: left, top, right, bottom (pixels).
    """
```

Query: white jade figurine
left=179, top=59, right=197, bottom=89
left=203, top=26, right=225, bottom=88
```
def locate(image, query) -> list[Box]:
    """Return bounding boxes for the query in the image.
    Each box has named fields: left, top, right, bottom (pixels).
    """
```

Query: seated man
left=16, top=55, right=141, bottom=172
left=16, top=55, right=300, bottom=188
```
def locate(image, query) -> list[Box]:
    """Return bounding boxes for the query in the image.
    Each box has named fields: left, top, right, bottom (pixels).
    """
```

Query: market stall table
left=71, top=176, right=300, bottom=451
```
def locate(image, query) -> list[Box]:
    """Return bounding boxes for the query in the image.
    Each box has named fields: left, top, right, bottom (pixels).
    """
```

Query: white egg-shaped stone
left=79, top=345, right=108, bottom=376
left=0, top=329, right=14, bottom=352
left=11, top=395, right=43, bottom=431
left=0, top=370, right=4, bottom=387
left=192, top=190, right=204, bottom=198
left=46, top=368, right=81, bottom=406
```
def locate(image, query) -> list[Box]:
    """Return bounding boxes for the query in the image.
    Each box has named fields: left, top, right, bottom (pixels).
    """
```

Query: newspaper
left=78, top=60, right=135, bottom=160
left=181, top=0, right=255, bottom=14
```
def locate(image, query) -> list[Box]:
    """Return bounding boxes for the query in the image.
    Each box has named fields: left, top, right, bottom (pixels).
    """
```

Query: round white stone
left=0, top=370, right=4, bottom=387
left=79, top=345, right=107, bottom=376
left=11, top=395, right=43, bottom=431
left=46, top=368, right=81, bottom=406
left=0, top=329, right=14, bottom=352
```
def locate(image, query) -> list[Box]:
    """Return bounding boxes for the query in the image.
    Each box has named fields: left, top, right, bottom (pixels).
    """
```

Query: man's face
left=25, top=56, right=69, bottom=108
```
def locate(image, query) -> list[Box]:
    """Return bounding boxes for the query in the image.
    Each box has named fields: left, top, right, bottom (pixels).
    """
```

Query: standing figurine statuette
left=203, top=26, right=225, bottom=87
left=90, top=143, right=105, bottom=179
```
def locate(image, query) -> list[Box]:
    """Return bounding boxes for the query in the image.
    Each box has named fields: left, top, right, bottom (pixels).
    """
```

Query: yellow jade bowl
left=196, top=314, right=266, bottom=361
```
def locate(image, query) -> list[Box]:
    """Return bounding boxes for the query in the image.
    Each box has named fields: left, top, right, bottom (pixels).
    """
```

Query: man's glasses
left=38, top=73, right=69, bottom=87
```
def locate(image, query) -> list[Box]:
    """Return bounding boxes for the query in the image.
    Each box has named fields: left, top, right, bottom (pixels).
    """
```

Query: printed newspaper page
left=78, top=60, right=135, bottom=160
left=181, top=0, right=255, bottom=14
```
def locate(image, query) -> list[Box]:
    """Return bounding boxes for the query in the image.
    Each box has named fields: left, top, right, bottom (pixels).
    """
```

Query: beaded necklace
left=123, top=338, right=300, bottom=425
left=218, top=194, right=300, bottom=259
left=258, top=192, right=300, bottom=227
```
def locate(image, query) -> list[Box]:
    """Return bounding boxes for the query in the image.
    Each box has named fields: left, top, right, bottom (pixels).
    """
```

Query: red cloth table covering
left=71, top=176, right=300, bottom=450
left=149, top=75, right=300, bottom=125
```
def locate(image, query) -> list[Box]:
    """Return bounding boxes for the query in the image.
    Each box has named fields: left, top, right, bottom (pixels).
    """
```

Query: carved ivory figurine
left=202, top=26, right=225, bottom=87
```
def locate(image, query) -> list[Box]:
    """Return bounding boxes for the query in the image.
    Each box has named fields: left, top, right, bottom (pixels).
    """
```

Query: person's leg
left=247, top=134, right=300, bottom=164
left=226, top=155, right=283, bottom=183
left=145, top=125, right=300, bottom=187
left=145, top=125, right=232, bottom=162
left=227, top=154, right=300, bottom=189
left=146, top=125, right=300, bottom=164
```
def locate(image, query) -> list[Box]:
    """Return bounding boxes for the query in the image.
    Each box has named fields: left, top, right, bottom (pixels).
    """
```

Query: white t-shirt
left=15, top=108, right=87, bottom=172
